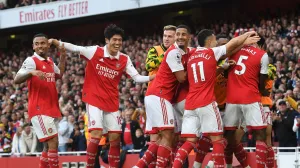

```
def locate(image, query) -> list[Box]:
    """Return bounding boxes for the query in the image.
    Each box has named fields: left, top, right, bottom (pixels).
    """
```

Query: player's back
left=146, top=44, right=184, bottom=102
left=185, top=47, right=218, bottom=110
left=227, top=45, right=266, bottom=104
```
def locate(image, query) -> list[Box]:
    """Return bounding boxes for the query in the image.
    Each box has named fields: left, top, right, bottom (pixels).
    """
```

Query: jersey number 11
left=191, top=61, right=205, bottom=83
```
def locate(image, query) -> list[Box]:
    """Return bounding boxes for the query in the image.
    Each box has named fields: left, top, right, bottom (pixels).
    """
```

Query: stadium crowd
left=0, top=11, right=300, bottom=156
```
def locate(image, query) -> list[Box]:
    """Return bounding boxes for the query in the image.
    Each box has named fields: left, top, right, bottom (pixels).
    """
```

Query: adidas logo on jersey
left=99, top=58, right=104, bottom=62
left=42, top=65, right=46, bottom=69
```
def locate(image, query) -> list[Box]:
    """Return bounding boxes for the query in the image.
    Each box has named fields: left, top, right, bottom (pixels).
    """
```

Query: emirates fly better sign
left=0, top=0, right=189, bottom=29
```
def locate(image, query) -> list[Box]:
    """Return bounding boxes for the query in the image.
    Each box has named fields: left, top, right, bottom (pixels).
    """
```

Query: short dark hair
left=257, top=34, right=266, bottom=48
left=22, top=123, right=30, bottom=129
left=104, top=24, right=125, bottom=40
left=33, top=33, right=48, bottom=40
left=197, top=29, right=214, bottom=47
left=176, top=25, right=191, bottom=34
left=216, top=34, right=228, bottom=40
left=164, top=25, right=176, bottom=31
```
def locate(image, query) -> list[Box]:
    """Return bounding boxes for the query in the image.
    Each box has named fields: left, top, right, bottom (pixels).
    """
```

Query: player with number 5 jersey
left=172, top=29, right=260, bottom=168
left=224, top=34, right=270, bottom=168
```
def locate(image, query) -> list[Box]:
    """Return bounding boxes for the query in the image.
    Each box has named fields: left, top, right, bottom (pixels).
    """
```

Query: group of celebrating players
left=13, top=23, right=276, bottom=168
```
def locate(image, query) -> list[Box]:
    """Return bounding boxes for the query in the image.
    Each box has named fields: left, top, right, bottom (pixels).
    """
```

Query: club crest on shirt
left=116, top=63, right=120, bottom=68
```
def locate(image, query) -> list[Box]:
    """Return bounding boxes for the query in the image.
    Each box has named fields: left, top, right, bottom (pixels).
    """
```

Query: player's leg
left=31, top=115, right=59, bottom=168
left=243, top=102, right=268, bottom=168
left=135, top=95, right=161, bottom=168
left=264, top=107, right=274, bottom=168
left=173, top=100, right=189, bottom=168
left=193, top=135, right=212, bottom=168
left=233, top=120, right=248, bottom=168
left=173, top=109, right=200, bottom=168
left=201, top=102, right=226, bottom=168
left=223, top=103, right=242, bottom=168
left=40, top=142, right=49, bottom=168
left=85, top=104, right=104, bottom=168
left=104, top=110, right=123, bottom=168
left=155, top=97, right=176, bottom=167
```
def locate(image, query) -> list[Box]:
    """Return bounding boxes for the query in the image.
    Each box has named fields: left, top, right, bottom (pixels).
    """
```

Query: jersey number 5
left=191, top=61, right=205, bottom=83
left=235, top=55, right=248, bottom=75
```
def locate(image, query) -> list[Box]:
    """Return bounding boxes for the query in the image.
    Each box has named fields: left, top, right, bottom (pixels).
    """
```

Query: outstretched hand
left=244, top=36, right=261, bottom=45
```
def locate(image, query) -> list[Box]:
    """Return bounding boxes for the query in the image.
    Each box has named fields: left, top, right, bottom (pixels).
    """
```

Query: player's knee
left=43, top=142, right=49, bottom=152
left=90, top=130, right=102, bottom=138
left=161, top=129, right=174, bottom=140
left=47, top=136, right=58, bottom=150
left=108, top=132, right=121, bottom=142
left=254, top=129, right=267, bottom=141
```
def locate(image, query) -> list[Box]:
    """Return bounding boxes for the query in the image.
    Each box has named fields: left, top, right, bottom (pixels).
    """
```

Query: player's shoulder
left=23, top=56, right=35, bottom=64
left=119, top=52, right=130, bottom=61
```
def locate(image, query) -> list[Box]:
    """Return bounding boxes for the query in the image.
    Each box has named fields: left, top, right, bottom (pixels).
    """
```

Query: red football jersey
left=78, top=46, right=139, bottom=112
left=185, top=46, right=226, bottom=110
left=17, top=53, right=61, bottom=119
left=146, top=43, right=186, bottom=102
left=226, top=45, right=269, bottom=104
left=174, top=48, right=192, bottom=103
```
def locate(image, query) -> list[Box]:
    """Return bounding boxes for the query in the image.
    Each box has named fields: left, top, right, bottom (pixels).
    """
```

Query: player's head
left=216, top=34, right=229, bottom=46
left=197, top=29, right=217, bottom=48
left=33, top=33, right=49, bottom=57
left=256, top=34, right=266, bottom=49
left=104, top=24, right=125, bottom=55
left=163, top=25, right=176, bottom=48
left=176, top=25, right=191, bottom=49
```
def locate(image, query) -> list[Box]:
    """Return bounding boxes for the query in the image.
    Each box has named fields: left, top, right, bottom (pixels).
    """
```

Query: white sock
left=193, top=161, right=202, bottom=168
left=226, top=164, right=232, bottom=168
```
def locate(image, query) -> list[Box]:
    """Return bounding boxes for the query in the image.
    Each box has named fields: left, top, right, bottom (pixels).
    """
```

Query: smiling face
left=105, top=34, right=122, bottom=56
left=33, top=36, right=49, bottom=57
left=163, top=30, right=176, bottom=48
left=175, top=28, right=190, bottom=49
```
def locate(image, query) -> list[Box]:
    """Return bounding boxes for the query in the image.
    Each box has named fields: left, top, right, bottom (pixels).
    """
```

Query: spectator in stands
left=69, top=121, right=86, bottom=151
left=121, top=108, right=141, bottom=151
left=134, top=128, right=145, bottom=150
left=58, top=110, right=72, bottom=152
left=11, top=127, right=23, bottom=154
left=20, top=123, right=37, bottom=154
left=273, top=100, right=297, bottom=151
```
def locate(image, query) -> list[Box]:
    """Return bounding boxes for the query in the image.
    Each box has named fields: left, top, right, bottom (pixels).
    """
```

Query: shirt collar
left=174, top=42, right=186, bottom=55
left=104, top=45, right=120, bottom=60
left=196, top=46, right=208, bottom=50
left=34, top=52, right=49, bottom=61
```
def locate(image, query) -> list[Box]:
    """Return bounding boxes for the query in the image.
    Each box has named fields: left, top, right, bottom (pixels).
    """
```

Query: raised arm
left=225, top=31, right=260, bottom=57
left=49, top=39, right=97, bottom=60
left=53, top=44, right=67, bottom=79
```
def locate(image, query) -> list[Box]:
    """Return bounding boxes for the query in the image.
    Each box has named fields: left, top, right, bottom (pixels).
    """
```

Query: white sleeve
left=132, top=75, right=150, bottom=83
left=260, top=53, right=269, bottom=74
left=212, top=45, right=227, bottom=61
left=293, top=118, right=299, bottom=132
left=166, top=49, right=184, bottom=72
left=53, top=63, right=60, bottom=75
left=125, top=56, right=139, bottom=77
left=16, top=57, right=36, bottom=75
left=60, top=41, right=97, bottom=60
